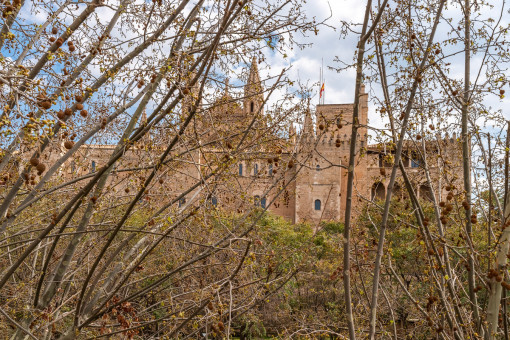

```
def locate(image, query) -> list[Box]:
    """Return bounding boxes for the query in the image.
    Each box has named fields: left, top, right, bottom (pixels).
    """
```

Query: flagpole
left=319, top=64, right=322, bottom=105
left=321, top=58, right=324, bottom=105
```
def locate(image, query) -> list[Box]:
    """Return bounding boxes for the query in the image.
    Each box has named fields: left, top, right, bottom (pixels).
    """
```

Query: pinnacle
left=247, top=57, right=260, bottom=87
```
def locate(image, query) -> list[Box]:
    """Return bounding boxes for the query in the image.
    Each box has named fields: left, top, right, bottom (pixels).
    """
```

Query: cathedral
left=52, top=59, right=462, bottom=225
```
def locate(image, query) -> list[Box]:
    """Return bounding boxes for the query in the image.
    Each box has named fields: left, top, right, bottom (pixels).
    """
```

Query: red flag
left=319, top=83, right=325, bottom=98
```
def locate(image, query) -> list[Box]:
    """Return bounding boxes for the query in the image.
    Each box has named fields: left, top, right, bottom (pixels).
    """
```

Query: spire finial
left=246, top=57, right=261, bottom=91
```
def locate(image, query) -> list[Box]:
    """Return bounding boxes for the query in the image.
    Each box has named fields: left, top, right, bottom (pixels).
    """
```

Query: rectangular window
left=239, top=163, right=243, bottom=176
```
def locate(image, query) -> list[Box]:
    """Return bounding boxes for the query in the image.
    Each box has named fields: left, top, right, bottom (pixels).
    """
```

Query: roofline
left=316, top=103, right=354, bottom=107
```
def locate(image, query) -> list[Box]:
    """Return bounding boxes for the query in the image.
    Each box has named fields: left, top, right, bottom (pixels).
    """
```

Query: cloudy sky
left=255, top=0, right=510, bottom=140
left=266, top=0, right=364, bottom=104
left=261, top=0, right=364, bottom=107
left=17, top=0, right=510, bottom=139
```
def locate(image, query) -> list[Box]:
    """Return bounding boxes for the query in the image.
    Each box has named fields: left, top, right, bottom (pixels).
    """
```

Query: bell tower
left=244, top=57, right=264, bottom=116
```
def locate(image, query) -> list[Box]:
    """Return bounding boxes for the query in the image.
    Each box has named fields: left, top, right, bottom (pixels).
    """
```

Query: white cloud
left=254, top=0, right=510, bottom=138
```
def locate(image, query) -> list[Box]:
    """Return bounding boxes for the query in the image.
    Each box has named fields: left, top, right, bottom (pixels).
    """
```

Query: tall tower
left=293, top=86, right=369, bottom=224
left=244, top=57, right=264, bottom=116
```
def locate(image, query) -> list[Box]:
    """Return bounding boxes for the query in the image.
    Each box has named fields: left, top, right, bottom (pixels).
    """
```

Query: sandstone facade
left=39, top=60, right=462, bottom=225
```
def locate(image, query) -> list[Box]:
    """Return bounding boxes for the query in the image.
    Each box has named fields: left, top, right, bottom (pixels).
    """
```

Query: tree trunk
left=487, top=192, right=510, bottom=338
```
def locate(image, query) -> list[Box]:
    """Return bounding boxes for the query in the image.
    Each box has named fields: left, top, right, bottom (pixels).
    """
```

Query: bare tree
left=336, top=0, right=510, bottom=338
left=0, top=0, right=319, bottom=338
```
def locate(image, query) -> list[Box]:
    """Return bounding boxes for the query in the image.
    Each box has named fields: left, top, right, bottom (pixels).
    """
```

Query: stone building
left=48, top=59, right=462, bottom=225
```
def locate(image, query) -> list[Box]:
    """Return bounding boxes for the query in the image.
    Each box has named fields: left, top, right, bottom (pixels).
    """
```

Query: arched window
left=91, top=161, right=96, bottom=173
left=211, top=196, right=218, bottom=207
left=254, top=195, right=261, bottom=207
left=239, top=163, right=243, bottom=176
left=178, top=198, right=186, bottom=208
left=254, top=163, right=258, bottom=175
left=314, top=199, right=321, bottom=211
left=261, top=197, right=267, bottom=209
left=268, top=164, right=273, bottom=176
left=250, top=101, right=254, bottom=113
left=316, top=164, right=321, bottom=171
left=371, top=182, right=386, bottom=201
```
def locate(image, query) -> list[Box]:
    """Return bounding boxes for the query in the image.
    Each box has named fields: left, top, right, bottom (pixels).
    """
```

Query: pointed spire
left=289, top=122, right=296, bottom=143
left=303, top=98, right=314, bottom=137
left=243, top=58, right=264, bottom=116
left=245, top=57, right=262, bottom=96
left=248, top=57, right=260, bottom=85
